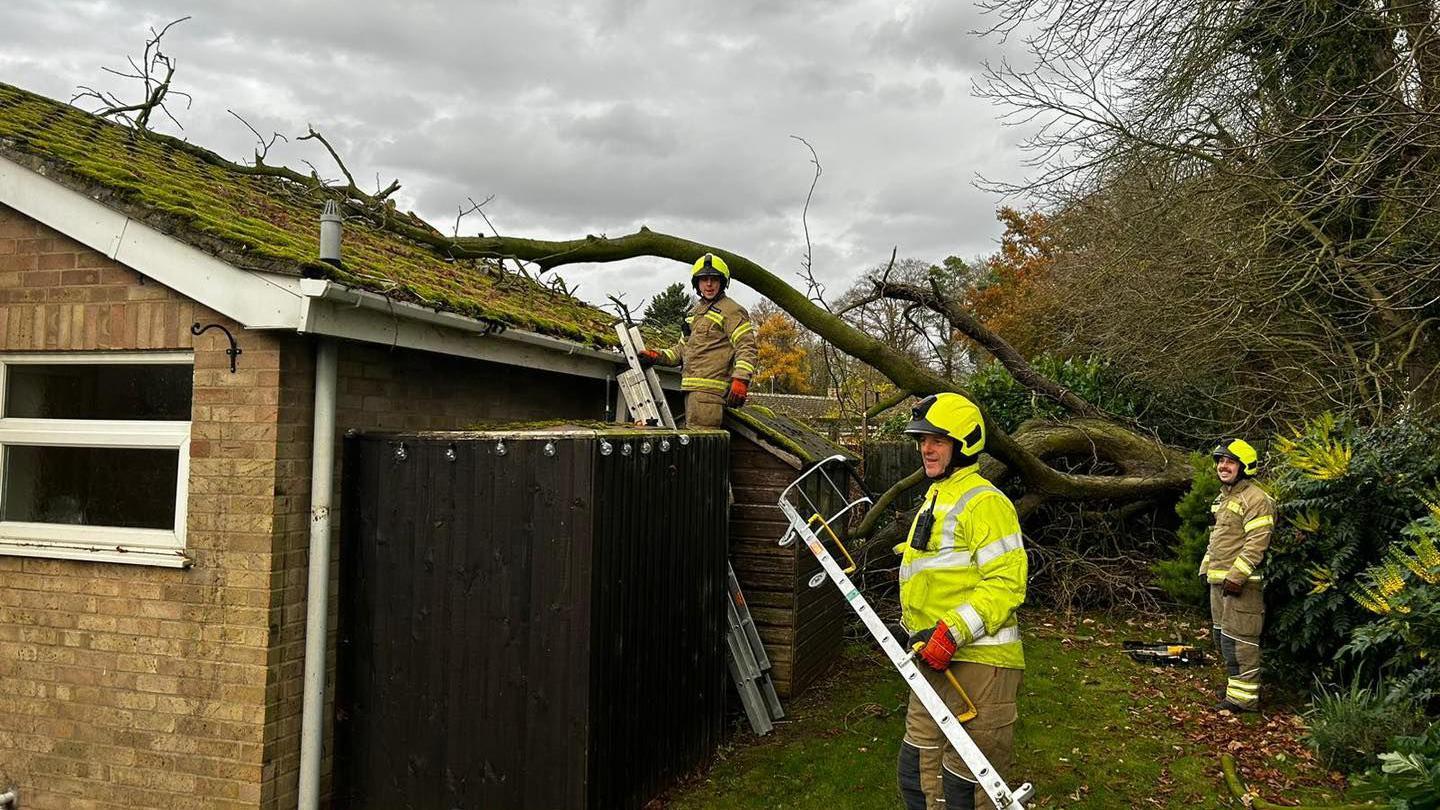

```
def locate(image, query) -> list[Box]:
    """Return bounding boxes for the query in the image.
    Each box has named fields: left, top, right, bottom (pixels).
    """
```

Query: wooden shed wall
left=728, top=435, right=844, bottom=698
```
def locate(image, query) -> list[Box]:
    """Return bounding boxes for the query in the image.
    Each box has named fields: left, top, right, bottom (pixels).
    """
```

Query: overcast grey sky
left=1, top=0, right=1030, bottom=313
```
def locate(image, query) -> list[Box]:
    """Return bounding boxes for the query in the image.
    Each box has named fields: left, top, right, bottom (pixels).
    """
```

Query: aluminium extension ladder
left=613, top=322, right=785, bottom=735
left=776, top=455, right=1035, bottom=809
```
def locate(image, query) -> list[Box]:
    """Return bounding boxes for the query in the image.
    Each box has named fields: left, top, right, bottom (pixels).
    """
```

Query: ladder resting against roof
left=613, top=322, right=785, bottom=735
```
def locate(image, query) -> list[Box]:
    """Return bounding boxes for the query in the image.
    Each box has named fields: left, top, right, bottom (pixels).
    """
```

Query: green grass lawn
left=661, top=611, right=1352, bottom=809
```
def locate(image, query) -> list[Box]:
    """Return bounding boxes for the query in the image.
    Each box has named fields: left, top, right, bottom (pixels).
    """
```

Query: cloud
left=554, top=102, right=680, bottom=156
left=1, top=0, right=1034, bottom=313
left=862, top=0, right=998, bottom=72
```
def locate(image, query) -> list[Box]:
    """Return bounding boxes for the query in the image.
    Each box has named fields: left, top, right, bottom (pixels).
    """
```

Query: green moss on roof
left=727, top=404, right=855, bottom=464
left=0, top=83, right=617, bottom=347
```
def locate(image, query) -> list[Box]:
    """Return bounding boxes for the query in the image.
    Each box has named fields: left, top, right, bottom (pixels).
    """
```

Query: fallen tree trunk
left=377, top=227, right=1195, bottom=530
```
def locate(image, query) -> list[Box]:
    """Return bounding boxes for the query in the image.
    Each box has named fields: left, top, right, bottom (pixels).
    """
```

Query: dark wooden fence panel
left=336, top=430, right=727, bottom=810
left=863, top=441, right=923, bottom=511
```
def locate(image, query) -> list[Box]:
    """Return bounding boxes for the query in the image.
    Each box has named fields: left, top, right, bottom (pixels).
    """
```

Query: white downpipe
left=298, top=338, right=339, bottom=810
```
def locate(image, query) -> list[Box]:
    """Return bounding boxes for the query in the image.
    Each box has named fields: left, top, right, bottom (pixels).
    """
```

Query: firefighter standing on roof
left=1201, top=438, right=1274, bottom=712
left=895, top=393, right=1027, bottom=810
left=638, top=253, right=757, bottom=428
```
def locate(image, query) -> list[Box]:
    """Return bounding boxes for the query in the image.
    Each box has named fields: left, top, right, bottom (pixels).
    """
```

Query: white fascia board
left=297, top=279, right=670, bottom=383
left=0, top=154, right=302, bottom=329
left=301, top=294, right=622, bottom=381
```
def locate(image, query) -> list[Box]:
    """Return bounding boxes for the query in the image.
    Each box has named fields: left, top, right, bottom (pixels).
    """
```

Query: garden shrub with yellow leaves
left=1264, top=415, right=1440, bottom=689
left=1341, top=515, right=1440, bottom=704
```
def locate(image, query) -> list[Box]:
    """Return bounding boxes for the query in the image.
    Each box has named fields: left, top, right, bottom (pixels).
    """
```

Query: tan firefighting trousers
left=903, top=661, right=1022, bottom=810
left=684, top=391, right=726, bottom=428
left=1210, top=581, right=1264, bottom=709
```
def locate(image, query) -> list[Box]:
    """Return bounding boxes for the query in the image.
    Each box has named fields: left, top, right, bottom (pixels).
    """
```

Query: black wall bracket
left=191, top=322, right=242, bottom=373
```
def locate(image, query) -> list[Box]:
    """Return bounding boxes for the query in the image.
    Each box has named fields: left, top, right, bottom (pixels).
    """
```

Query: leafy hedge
left=1264, top=414, right=1440, bottom=688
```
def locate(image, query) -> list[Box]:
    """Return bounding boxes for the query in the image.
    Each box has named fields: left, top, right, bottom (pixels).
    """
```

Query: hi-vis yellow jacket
left=896, top=464, right=1027, bottom=669
left=658, top=295, right=757, bottom=393
left=1200, top=478, right=1275, bottom=587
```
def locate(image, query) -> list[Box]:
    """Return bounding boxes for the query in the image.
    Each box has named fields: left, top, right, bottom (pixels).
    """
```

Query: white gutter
left=297, top=339, right=338, bottom=810
left=297, top=278, right=680, bottom=389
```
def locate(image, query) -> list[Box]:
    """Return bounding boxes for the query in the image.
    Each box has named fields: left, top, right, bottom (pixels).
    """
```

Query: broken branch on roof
left=72, top=16, right=192, bottom=132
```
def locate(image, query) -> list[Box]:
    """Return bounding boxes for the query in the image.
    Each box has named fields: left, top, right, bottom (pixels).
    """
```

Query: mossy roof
left=0, top=82, right=617, bottom=347
left=726, top=404, right=856, bottom=465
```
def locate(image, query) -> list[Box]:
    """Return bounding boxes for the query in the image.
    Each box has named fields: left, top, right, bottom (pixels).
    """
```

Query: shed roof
left=0, top=82, right=617, bottom=347
left=747, top=393, right=840, bottom=421
left=725, top=404, right=856, bottom=468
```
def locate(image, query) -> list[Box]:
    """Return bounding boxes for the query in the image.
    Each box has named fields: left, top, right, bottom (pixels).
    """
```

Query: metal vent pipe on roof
left=319, top=200, right=342, bottom=266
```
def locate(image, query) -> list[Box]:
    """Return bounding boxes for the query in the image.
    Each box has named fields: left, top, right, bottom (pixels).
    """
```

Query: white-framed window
left=0, top=352, right=194, bottom=568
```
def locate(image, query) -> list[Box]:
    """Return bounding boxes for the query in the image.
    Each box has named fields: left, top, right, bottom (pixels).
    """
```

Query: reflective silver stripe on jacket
left=969, top=624, right=1021, bottom=646
left=899, top=531, right=1024, bottom=582
left=938, top=485, right=1004, bottom=552
left=899, top=549, right=973, bottom=582
left=956, top=603, right=986, bottom=640
left=974, top=532, right=1025, bottom=567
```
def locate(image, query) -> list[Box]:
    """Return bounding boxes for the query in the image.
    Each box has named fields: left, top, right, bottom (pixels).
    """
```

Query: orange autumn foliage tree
left=964, top=207, right=1063, bottom=358
left=754, top=309, right=813, bottom=393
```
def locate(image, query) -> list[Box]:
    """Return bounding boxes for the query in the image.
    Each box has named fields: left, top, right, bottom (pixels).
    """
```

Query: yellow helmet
left=691, top=253, right=730, bottom=291
left=904, top=393, right=985, bottom=457
left=1211, top=438, right=1259, bottom=477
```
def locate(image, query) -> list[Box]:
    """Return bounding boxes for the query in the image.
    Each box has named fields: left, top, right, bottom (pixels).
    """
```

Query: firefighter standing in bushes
left=1201, top=438, right=1275, bottom=712
left=895, top=393, right=1027, bottom=810
left=638, top=253, right=757, bottom=428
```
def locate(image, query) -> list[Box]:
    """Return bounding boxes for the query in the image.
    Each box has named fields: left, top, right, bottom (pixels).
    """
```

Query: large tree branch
left=873, top=279, right=1104, bottom=419
left=439, top=229, right=1195, bottom=508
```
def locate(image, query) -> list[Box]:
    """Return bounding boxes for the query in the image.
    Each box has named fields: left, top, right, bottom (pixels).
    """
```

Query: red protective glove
left=915, top=622, right=957, bottom=671
left=726, top=377, right=749, bottom=407
left=1222, top=577, right=1244, bottom=596
left=637, top=349, right=661, bottom=368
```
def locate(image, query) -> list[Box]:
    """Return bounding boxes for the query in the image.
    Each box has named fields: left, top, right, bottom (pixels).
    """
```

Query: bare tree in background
left=976, top=0, right=1440, bottom=428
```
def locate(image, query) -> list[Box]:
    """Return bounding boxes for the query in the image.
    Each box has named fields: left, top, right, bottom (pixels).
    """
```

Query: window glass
left=1, top=445, right=180, bottom=530
left=4, top=364, right=192, bottom=420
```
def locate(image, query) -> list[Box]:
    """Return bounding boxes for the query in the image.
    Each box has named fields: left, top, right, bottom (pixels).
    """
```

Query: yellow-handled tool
left=908, top=641, right=978, bottom=722
left=807, top=513, right=855, bottom=574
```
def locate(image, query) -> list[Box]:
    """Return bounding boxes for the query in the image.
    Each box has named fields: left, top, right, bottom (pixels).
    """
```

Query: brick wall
left=0, top=202, right=611, bottom=808
left=0, top=203, right=281, bottom=809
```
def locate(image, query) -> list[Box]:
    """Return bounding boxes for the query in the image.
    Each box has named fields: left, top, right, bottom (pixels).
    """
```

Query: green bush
left=1350, top=722, right=1440, bottom=809
left=1152, top=453, right=1222, bottom=606
left=1340, top=517, right=1440, bottom=705
left=1264, top=415, right=1440, bottom=679
left=1305, top=678, right=1428, bottom=774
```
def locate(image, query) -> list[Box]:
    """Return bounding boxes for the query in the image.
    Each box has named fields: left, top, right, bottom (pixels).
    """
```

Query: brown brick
left=59, top=269, right=99, bottom=285
left=36, top=250, right=75, bottom=270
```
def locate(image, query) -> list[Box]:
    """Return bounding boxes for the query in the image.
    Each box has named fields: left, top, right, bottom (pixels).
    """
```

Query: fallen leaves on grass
left=1038, top=612, right=1346, bottom=803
